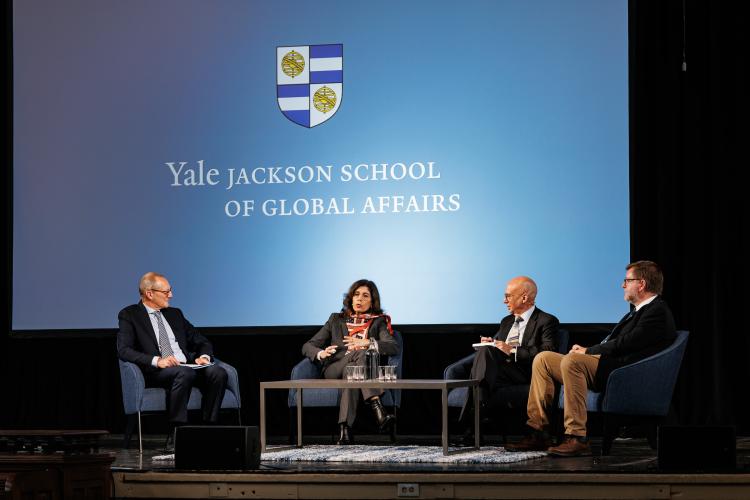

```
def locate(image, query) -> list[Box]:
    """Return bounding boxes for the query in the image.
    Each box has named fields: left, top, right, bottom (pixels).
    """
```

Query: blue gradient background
left=13, top=0, right=629, bottom=329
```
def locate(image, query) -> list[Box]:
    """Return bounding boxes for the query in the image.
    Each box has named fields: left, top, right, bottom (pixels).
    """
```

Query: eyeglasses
left=150, top=288, right=172, bottom=295
left=504, top=293, right=522, bottom=300
left=622, top=278, right=642, bottom=285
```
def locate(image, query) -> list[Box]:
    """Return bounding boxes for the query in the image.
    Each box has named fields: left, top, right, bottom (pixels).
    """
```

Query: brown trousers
left=526, top=351, right=600, bottom=437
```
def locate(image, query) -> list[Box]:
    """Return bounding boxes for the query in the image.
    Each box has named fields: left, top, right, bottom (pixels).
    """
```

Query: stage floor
left=109, top=434, right=750, bottom=499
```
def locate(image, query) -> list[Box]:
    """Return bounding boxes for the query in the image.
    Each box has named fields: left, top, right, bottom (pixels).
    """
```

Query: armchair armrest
left=291, top=357, right=323, bottom=380
left=214, top=359, right=241, bottom=407
left=387, top=330, right=404, bottom=379
left=118, top=360, right=145, bottom=415
left=602, top=339, right=686, bottom=416
left=444, top=353, right=476, bottom=380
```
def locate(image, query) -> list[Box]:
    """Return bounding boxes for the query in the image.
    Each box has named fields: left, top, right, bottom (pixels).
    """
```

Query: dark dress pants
left=459, top=346, right=529, bottom=421
left=323, top=350, right=383, bottom=426
left=146, top=364, right=228, bottom=424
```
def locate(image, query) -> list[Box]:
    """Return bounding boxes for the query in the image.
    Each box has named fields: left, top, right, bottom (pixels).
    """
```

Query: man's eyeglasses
left=622, top=278, right=642, bottom=285
left=151, top=288, right=172, bottom=295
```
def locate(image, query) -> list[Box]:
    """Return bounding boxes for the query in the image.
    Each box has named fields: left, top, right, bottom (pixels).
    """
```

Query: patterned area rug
left=261, top=445, right=546, bottom=464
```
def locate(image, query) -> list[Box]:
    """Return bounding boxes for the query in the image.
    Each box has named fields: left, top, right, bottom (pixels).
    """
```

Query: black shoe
left=337, top=423, right=353, bottom=445
left=164, top=429, right=176, bottom=453
left=451, top=427, right=483, bottom=447
left=369, top=398, right=396, bottom=431
left=460, top=401, right=492, bottom=427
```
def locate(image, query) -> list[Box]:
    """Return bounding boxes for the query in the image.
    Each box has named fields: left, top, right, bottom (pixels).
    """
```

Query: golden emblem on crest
left=313, top=86, right=337, bottom=113
left=281, top=50, right=305, bottom=78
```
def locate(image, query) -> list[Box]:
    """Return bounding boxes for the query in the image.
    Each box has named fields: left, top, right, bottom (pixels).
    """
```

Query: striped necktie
left=506, top=316, right=523, bottom=346
left=153, top=311, right=174, bottom=357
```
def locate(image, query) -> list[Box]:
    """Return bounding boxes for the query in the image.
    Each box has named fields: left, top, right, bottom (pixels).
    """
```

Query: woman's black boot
left=337, top=423, right=353, bottom=445
left=369, top=398, right=396, bottom=431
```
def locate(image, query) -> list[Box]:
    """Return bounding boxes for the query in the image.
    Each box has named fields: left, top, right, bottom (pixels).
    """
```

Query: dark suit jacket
left=586, top=296, right=676, bottom=391
left=117, top=302, right=214, bottom=375
left=493, top=306, right=559, bottom=377
left=302, top=313, right=399, bottom=373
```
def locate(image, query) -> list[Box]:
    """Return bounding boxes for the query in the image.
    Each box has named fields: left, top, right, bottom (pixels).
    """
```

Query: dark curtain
left=629, top=0, right=748, bottom=425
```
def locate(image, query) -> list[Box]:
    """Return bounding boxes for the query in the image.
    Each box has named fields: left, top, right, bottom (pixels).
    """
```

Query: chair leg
left=123, top=414, right=137, bottom=449
left=389, top=406, right=397, bottom=443
left=288, top=406, right=298, bottom=445
left=647, top=417, right=662, bottom=450
left=552, top=385, right=565, bottom=445
left=137, top=411, right=143, bottom=455
left=551, top=405, right=565, bottom=445
left=601, top=415, right=619, bottom=456
left=495, top=408, right=507, bottom=444
left=647, top=424, right=658, bottom=450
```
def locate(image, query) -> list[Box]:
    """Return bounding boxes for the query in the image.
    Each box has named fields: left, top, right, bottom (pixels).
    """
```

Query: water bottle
left=365, top=338, right=379, bottom=380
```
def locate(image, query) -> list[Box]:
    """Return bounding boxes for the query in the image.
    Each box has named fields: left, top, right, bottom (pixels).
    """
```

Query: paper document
left=472, top=342, right=495, bottom=350
left=181, top=362, right=215, bottom=369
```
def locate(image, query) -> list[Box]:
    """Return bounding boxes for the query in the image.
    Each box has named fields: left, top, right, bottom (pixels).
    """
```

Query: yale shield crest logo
left=277, top=44, right=343, bottom=128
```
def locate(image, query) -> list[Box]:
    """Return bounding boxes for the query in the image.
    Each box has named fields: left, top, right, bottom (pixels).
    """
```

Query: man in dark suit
left=459, top=276, right=559, bottom=431
left=506, top=261, right=677, bottom=456
left=117, top=272, right=228, bottom=432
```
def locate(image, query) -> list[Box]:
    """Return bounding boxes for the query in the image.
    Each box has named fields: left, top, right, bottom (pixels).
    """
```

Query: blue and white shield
left=277, top=44, right=343, bottom=128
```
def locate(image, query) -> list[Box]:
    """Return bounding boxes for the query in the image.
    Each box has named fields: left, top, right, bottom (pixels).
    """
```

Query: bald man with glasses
left=457, top=276, right=559, bottom=443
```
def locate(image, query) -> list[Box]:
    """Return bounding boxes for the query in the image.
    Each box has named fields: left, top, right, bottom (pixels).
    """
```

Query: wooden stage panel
left=113, top=471, right=750, bottom=499
left=109, top=436, right=750, bottom=499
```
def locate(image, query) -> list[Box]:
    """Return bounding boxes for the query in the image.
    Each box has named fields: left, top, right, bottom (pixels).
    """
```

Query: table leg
left=296, top=388, right=303, bottom=447
left=260, top=385, right=266, bottom=453
left=442, top=386, right=449, bottom=455
left=261, top=386, right=305, bottom=453
left=473, top=385, right=480, bottom=449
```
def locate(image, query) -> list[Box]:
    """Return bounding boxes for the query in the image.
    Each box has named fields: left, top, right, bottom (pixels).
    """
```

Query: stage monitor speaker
left=658, top=425, right=735, bottom=472
left=175, top=425, right=260, bottom=470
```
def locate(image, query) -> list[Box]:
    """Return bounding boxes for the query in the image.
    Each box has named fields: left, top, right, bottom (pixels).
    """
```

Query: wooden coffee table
left=259, top=379, right=479, bottom=456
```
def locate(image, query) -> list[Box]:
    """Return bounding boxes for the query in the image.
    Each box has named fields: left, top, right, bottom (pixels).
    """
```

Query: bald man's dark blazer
left=117, top=302, right=214, bottom=374
left=492, top=306, right=559, bottom=377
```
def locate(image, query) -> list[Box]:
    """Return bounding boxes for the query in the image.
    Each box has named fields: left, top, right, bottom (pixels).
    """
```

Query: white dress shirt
left=509, top=305, right=536, bottom=360
left=634, top=294, right=658, bottom=311
left=144, top=304, right=187, bottom=366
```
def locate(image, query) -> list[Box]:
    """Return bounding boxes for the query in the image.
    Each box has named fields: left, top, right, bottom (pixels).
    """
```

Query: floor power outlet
left=397, top=483, right=420, bottom=497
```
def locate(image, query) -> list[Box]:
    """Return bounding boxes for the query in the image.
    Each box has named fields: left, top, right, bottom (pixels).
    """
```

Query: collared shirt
left=510, top=305, right=536, bottom=360
left=634, top=294, right=658, bottom=311
left=514, top=305, right=536, bottom=346
left=144, top=304, right=187, bottom=366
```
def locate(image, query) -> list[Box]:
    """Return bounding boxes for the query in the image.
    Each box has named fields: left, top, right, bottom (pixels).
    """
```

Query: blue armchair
left=444, top=329, right=570, bottom=410
left=288, top=330, right=403, bottom=437
left=558, top=330, right=689, bottom=455
left=118, top=359, right=241, bottom=454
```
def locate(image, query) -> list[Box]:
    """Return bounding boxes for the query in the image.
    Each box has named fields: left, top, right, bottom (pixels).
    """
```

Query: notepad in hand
left=181, top=362, right=215, bottom=369
left=472, top=342, right=495, bottom=350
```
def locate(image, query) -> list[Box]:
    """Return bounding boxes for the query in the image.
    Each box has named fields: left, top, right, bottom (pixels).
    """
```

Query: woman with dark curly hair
left=302, top=279, right=399, bottom=444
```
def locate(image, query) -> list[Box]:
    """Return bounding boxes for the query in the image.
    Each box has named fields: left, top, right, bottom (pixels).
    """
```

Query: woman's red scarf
left=345, top=313, right=394, bottom=339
